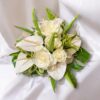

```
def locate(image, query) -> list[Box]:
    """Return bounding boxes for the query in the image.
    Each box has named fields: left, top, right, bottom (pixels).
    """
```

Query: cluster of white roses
left=15, top=18, right=81, bottom=80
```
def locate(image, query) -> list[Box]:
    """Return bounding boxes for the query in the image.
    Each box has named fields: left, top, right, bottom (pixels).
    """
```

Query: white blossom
left=40, top=18, right=63, bottom=36
left=16, top=35, right=43, bottom=52
left=53, top=48, right=67, bottom=63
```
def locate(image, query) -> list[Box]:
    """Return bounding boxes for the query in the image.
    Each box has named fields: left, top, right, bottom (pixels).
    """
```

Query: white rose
left=40, top=18, right=63, bottom=36
left=53, top=48, right=67, bottom=63
left=34, top=47, right=54, bottom=70
left=16, top=35, right=43, bottom=52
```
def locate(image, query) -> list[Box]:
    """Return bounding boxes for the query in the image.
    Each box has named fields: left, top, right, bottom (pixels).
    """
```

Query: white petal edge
left=16, top=35, right=43, bottom=52
left=47, top=62, right=67, bottom=80
left=15, top=52, right=34, bottom=73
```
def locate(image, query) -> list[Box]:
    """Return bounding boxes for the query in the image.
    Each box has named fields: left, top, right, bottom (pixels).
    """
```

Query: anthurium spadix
left=47, top=62, right=67, bottom=80
left=15, top=52, right=34, bottom=73
left=16, top=35, right=43, bottom=52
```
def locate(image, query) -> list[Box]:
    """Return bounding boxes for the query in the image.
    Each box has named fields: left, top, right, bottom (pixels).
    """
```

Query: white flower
left=66, top=36, right=81, bottom=57
left=53, top=48, right=67, bottom=63
left=34, top=47, right=54, bottom=70
left=40, top=18, right=63, bottom=36
left=45, top=36, right=62, bottom=49
left=15, top=52, right=34, bottom=73
left=16, top=35, right=43, bottom=52
left=47, top=62, right=67, bottom=80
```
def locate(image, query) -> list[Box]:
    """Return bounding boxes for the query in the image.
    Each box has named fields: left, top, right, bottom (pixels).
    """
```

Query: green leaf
left=32, top=9, right=43, bottom=37
left=15, top=25, right=34, bottom=35
left=16, top=38, right=23, bottom=43
left=64, top=15, right=79, bottom=33
left=49, top=77, right=56, bottom=92
left=12, top=56, right=17, bottom=67
left=64, top=64, right=78, bottom=88
left=23, top=65, right=37, bottom=76
left=36, top=68, right=45, bottom=76
left=10, top=51, right=20, bottom=67
left=10, top=51, right=20, bottom=57
left=47, top=33, right=55, bottom=52
left=75, top=47, right=91, bottom=64
left=65, top=71, right=78, bottom=88
left=46, top=8, right=56, bottom=20
left=68, top=61, right=83, bottom=71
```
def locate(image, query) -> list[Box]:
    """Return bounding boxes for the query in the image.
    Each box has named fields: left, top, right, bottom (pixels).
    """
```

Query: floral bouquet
left=10, top=8, right=91, bottom=91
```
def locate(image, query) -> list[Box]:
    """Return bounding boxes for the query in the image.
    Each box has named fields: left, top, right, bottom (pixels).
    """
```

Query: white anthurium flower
left=47, top=62, right=67, bottom=80
left=53, top=48, right=67, bottom=63
left=34, top=47, right=54, bottom=70
left=15, top=52, right=34, bottom=73
left=66, top=36, right=81, bottom=57
left=45, top=36, right=62, bottom=49
left=16, top=35, right=43, bottom=52
left=40, top=18, right=63, bottom=36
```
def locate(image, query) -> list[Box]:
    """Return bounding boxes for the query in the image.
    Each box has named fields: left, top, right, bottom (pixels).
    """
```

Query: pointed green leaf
left=65, top=64, right=78, bottom=88
left=46, top=8, right=56, bottom=20
left=49, top=76, right=56, bottom=92
left=65, top=71, right=78, bottom=88
left=15, top=25, right=34, bottom=35
left=64, top=15, right=79, bottom=33
left=47, top=33, right=55, bottom=52
left=32, top=9, right=43, bottom=37
left=10, top=51, right=20, bottom=67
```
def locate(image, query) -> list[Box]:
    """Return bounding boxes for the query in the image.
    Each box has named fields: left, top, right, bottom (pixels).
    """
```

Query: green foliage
left=10, top=51, right=20, bottom=67
left=32, top=9, right=44, bottom=37
left=49, top=77, right=56, bottom=92
left=15, top=25, right=34, bottom=35
left=75, top=48, right=91, bottom=64
left=46, top=8, right=56, bottom=20
left=46, top=33, right=56, bottom=52
left=64, top=15, right=79, bottom=33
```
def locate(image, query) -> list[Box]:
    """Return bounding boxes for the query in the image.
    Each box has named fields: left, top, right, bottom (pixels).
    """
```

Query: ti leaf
left=65, top=71, right=78, bottom=88
left=32, top=9, right=44, bottom=37
left=46, top=8, right=56, bottom=20
left=15, top=25, right=34, bottom=35
left=49, top=77, right=56, bottom=92
left=47, top=33, right=55, bottom=52
left=64, top=64, right=78, bottom=88
left=75, top=47, right=91, bottom=64
left=69, top=61, right=84, bottom=71
left=64, top=15, right=79, bottom=33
